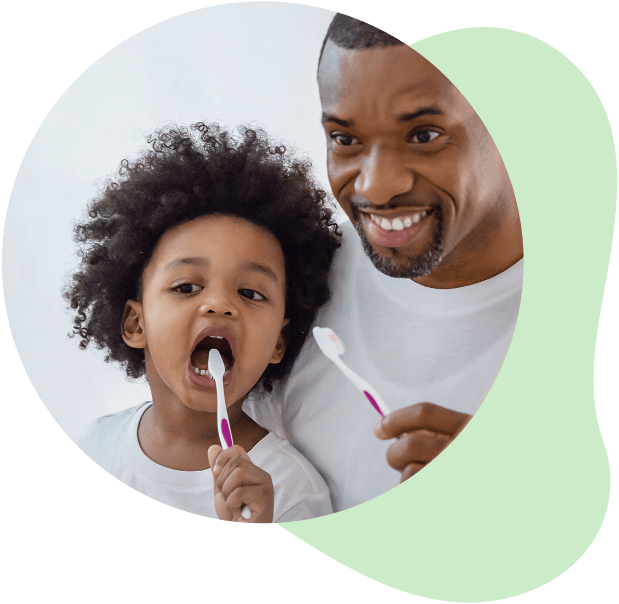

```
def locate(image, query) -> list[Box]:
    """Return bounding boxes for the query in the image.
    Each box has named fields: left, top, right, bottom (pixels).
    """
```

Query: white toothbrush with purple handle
left=312, top=327, right=391, bottom=417
left=208, top=349, right=251, bottom=520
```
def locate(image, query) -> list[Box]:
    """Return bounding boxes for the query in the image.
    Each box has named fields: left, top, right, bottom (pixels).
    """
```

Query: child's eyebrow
left=164, top=257, right=208, bottom=272
left=162, top=257, right=280, bottom=284
left=238, top=261, right=281, bottom=285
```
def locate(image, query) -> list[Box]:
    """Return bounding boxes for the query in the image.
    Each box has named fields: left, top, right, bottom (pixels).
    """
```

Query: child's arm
left=207, top=445, right=274, bottom=523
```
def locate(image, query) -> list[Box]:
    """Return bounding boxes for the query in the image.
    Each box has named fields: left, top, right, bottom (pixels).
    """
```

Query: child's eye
left=239, top=288, right=265, bottom=301
left=175, top=283, right=201, bottom=294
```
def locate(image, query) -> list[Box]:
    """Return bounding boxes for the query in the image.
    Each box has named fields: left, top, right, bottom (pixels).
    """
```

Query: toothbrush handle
left=241, top=506, right=251, bottom=520
left=333, top=357, right=391, bottom=417
left=214, top=375, right=252, bottom=520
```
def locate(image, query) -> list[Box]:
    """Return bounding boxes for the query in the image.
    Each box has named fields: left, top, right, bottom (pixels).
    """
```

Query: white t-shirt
left=77, top=402, right=333, bottom=522
left=245, top=221, right=523, bottom=512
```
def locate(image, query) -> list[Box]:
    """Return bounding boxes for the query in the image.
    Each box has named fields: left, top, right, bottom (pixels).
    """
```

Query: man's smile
left=358, top=207, right=435, bottom=248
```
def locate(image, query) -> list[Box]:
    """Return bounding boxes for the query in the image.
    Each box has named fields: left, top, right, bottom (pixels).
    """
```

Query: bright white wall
left=3, top=2, right=335, bottom=441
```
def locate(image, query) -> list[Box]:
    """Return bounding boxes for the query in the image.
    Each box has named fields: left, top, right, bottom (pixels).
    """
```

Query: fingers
left=386, top=429, right=450, bottom=472
left=375, top=403, right=474, bottom=482
left=210, top=445, right=274, bottom=523
left=225, top=485, right=273, bottom=522
left=212, top=444, right=251, bottom=470
left=400, top=462, right=425, bottom=482
left=213, top=447, right=254, bottom=496
left=375, top=402, right=471, bottom=440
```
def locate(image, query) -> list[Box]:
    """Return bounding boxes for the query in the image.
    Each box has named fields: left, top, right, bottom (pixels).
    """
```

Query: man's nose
left=355, top=146, right=414, bottom=206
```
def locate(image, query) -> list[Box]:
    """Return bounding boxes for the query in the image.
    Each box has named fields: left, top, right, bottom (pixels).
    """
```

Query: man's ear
left=270, top=318, right=290, bottom=364
left=121, top=300, right=147, bottom=349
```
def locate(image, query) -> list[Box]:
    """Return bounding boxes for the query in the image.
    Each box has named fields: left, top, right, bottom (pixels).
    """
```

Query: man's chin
left=351, top=214, right=444, bottom=280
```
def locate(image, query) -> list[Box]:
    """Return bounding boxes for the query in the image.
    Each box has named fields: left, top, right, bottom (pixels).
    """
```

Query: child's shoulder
left=77, top=403, right=148, bottom=460
left=78, top=403, right=146, bottom=439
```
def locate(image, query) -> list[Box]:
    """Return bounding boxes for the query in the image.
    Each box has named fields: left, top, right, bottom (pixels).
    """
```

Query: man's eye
left=410, top=130, right=440, bottom=144
left=239, top=289, right=265, bottom=301
left=175, top=283, right=201, bottom=294
left=331, top=132, right=359, bottom=146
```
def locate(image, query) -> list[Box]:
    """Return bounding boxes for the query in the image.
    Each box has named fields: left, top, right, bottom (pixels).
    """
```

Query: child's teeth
left=192, top=364, right=231, bottom=380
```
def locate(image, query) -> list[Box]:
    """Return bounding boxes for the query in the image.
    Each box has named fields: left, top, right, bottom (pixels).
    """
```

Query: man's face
left=318, top=42, right=512, bottom=280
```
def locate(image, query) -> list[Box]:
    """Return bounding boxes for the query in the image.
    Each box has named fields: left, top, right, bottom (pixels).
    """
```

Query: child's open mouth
left=189, top=330, right=236, bottom=383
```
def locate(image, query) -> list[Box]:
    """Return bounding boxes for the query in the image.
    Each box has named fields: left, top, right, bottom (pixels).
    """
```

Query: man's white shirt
left=245, top=220, right=523, bottom=512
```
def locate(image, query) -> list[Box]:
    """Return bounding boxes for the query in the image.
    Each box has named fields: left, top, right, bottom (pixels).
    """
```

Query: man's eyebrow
left=239, top=261, right=280, bottom=284
left=399, top=107, right=443, bottom=122
left=321, top=107, right=442, bottom=127
left=321, top=113, right=353, bottom=128
left=164, top=257, right=208, bottom=272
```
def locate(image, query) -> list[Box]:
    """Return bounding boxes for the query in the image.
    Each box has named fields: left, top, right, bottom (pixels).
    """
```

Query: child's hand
left=208, top=444, right=274, bottom=523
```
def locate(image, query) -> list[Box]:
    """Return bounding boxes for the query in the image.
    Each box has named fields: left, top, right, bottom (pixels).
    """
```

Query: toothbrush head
left=312, top=326, right=345, bottom=359
left=208, top=348, right=226, bottom=380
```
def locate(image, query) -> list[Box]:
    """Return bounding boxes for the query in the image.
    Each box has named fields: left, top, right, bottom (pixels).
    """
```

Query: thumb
left=208, top=444, right=223, bottom=479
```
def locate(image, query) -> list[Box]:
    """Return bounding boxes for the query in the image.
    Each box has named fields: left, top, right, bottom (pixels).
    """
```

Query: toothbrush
left=208, top=349, right=252, bottom=520
left=312, top=326, right=391, bottom=417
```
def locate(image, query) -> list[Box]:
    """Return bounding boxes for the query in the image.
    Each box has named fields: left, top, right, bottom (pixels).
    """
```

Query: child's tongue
left=192, top=348, right=229, bottom=370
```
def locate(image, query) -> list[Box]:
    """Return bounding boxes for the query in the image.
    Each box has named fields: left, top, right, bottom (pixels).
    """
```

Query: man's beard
left=352, top=206, right=444, bottom=279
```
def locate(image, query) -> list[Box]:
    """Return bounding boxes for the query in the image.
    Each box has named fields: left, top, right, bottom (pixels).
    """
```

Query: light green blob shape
left=283, top=28, right=614, bottom=601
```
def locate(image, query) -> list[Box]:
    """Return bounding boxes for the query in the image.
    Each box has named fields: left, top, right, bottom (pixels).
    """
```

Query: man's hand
left=207, top=444, right=274, bottom=523
left=374, top=403, right=472, bottom=482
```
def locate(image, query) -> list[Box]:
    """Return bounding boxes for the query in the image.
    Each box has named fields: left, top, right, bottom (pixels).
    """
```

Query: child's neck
left=137, top=396, right=268, bottom=472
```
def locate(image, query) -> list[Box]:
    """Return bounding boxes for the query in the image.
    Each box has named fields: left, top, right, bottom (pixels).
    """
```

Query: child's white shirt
left=77, top=402, right=333, bottom=522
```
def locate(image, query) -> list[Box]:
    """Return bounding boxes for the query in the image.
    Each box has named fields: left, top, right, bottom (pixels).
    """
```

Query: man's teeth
left=192, top=365, right=231, bottom=379
left=371, top=211, right=427, bottom=231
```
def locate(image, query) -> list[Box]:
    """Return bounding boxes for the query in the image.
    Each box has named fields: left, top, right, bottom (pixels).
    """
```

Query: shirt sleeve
left=254, top=435, right=333, bottom=522
left=275, top=492, right=334, bottom=523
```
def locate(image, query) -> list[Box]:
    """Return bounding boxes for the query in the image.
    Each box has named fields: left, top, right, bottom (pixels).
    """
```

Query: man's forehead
left=318, top=41, right=456, bottom=109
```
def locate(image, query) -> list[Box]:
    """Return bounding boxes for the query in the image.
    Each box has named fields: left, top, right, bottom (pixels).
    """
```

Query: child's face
left=123, top=214, right=288, bottom=413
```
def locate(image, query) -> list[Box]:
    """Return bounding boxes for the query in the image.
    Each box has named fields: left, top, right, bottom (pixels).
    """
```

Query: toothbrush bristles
left=322, top=327, right=346, bottom=355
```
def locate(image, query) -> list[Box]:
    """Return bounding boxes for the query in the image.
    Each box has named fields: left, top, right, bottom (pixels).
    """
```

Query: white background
left=2, top=2, right=336, bottom=442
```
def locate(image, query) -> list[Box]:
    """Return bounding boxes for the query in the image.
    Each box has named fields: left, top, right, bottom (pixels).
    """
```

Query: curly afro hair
left=64, top=122, right=341, bottom=393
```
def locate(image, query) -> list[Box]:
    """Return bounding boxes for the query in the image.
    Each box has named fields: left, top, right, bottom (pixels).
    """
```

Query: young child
left=66, top=122, right=341, bottom=522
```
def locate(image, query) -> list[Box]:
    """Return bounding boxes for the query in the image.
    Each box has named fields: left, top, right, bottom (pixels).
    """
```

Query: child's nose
left=198, top=289, right=236, bottom=317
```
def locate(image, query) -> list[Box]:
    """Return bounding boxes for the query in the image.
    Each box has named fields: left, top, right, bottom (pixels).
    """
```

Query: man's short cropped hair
left=318, top=13, right=404, bottom=68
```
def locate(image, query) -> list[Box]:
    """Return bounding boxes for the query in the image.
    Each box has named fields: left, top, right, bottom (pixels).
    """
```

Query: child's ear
left=121, top=300, right=147, bottom=349
left=270, top=318, right=290, bottom=364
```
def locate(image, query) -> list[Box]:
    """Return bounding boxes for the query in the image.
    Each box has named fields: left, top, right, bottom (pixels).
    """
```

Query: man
left=247, top=14, right=523, bottom=513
